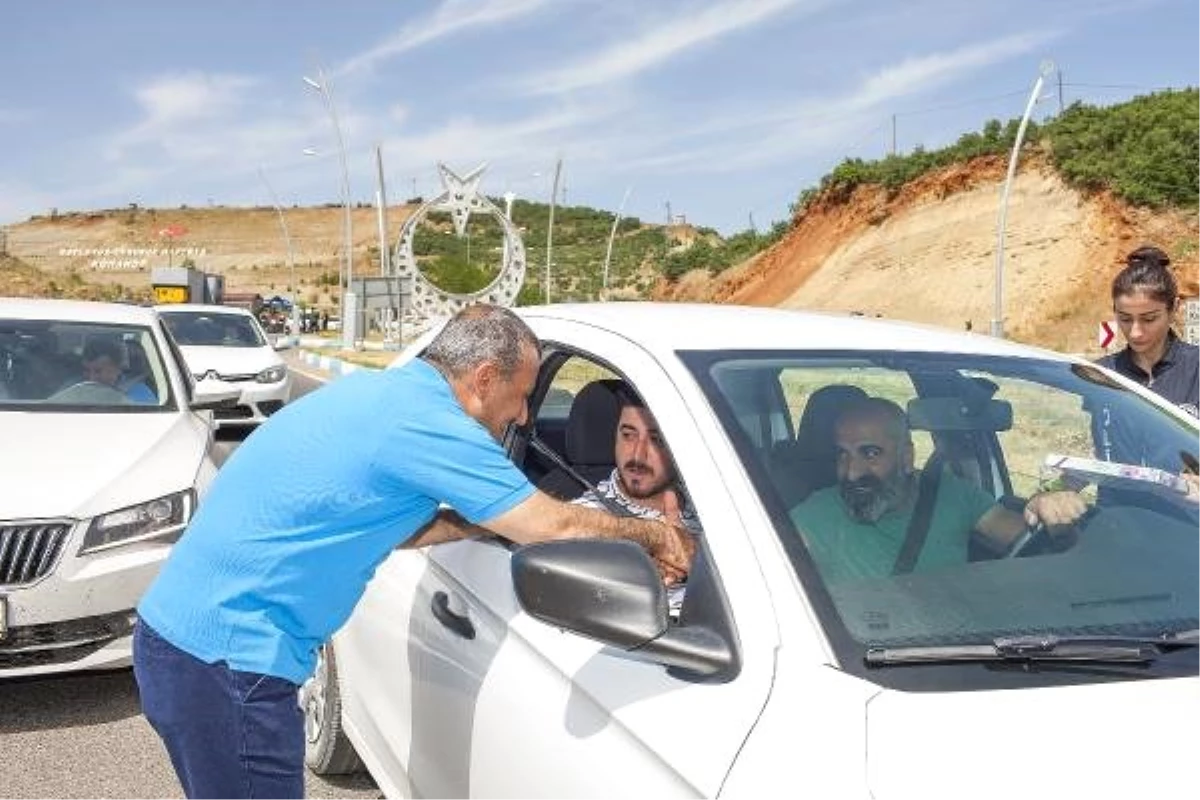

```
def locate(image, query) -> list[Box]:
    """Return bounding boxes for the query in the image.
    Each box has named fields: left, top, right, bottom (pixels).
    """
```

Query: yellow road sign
left=154, top=285, right=188, bottom=304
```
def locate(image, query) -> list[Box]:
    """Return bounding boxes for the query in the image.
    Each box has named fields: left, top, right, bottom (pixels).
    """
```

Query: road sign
left=1098, top=320, right=1116, bottom=349
left=1186, top=298, right=1200, bottom=324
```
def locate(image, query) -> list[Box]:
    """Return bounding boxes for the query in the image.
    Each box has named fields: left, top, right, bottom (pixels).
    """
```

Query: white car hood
left=0, top=412, right=205, bottom=520
left=178, top=345, right=278, bottom=377
left=865, top=675, right=1198, bottom=799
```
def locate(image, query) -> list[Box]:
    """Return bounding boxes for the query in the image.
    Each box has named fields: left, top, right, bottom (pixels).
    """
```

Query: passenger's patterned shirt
left=573, top=468, right=703, bottom=616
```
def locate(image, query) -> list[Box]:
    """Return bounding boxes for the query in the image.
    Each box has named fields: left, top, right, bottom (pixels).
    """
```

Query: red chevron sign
left=1098, top=320, right=1116, bottom=348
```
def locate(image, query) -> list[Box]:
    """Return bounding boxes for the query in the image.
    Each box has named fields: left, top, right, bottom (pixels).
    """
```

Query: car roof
left=154, top=303, right=253, bottom=317
left=517, top=302, right=1074, bottom=362
left=0, top=297, right=159, bottom=325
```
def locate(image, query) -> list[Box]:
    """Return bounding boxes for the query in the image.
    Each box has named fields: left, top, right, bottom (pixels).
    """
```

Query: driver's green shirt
left=791, top=471, right=996, bottom=583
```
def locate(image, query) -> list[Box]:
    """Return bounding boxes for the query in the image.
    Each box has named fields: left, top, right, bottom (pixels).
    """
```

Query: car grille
left=0, top=522, right=71, bottom=587
left=195, top=372, right=256, bottom=383
left=214, top=404, right=255, bottom=420
left=0, top=609, right=136, bottom=670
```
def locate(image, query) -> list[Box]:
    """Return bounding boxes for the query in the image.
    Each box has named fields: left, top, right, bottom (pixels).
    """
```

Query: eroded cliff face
left=656, top=154, right=1198, bottom=353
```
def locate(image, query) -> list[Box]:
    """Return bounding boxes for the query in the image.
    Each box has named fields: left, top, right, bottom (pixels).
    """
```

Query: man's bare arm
left=402, top=509, right=485, bottom=549
left=974, top=491, right=1089, bottom=552
left=481, top=489, right=695, bottom=577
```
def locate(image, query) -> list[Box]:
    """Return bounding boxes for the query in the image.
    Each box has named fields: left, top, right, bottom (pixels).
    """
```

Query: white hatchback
left=157, top=304, right=292, bottom=430
left=303, top=303, right=1198, bottom=799
left=0, top=298, right=239, bottom=677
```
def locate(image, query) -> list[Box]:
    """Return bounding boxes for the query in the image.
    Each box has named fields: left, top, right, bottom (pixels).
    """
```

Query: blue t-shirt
left=137, top=359, right=535, bottom=683
left=124, top=380, right=156, bottom=404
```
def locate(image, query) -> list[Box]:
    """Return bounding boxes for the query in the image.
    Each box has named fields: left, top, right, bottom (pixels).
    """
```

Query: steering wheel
left=48, top=380, right=128, bottom=403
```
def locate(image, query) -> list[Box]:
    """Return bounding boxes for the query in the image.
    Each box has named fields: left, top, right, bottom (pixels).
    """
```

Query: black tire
left=301, top=642, right=364, bottom=775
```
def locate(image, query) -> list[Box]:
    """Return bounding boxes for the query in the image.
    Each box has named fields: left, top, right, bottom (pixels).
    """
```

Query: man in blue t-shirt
left=133, top=304, right=694, bottom=800
left=791, top=397, right=1085, bottom=584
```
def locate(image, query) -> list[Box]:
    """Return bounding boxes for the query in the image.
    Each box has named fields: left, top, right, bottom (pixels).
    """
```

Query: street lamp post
left=992, top=60, right=1056, bottom=339
left=601, top=186, right=632, bottom=301
left=257, top=166, right=300, bottom=345
left=303, top=66, right=355, bottom=348
left=544, top=158, right=562, bottom=304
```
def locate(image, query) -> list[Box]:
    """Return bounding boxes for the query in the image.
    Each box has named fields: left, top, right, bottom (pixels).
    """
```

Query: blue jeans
left=132, top=619, right=305, bottom=799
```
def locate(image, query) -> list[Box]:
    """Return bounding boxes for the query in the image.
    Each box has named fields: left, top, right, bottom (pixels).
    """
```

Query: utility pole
left=375, top=144, right=390, bottom=276
left=410, top=176, right=418, bottom=202
left=544, top=157, right=562, bottom=304
left=749, top=211, right=757, bottom=237
left=891, top=114, right=897, bottom=156
left=1057, top=69, right=1064, bottom=115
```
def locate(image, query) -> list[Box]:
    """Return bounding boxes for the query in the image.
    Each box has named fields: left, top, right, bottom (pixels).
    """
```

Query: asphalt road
left=0, top=362, right=381, bottom=799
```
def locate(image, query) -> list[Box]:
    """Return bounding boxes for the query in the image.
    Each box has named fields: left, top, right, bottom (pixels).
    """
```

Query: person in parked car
left=132, top=303, right=694, bottom=800
left=791, top=396, right=1086, bottom=584
left=573, top=383, right=703, bottom=615
left=81, top=338, right=155, bottom=403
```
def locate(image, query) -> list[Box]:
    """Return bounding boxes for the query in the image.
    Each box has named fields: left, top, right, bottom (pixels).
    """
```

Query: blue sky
left=1, top=0, right=1196, bottom=235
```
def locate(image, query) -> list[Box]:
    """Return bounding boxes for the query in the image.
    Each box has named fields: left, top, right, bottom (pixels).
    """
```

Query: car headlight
left=256, top=365, right=288, bottom=384
left=79, top=489, right=195, bottom=555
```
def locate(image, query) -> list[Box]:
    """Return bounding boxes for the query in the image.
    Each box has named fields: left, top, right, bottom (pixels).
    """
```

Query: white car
left=303, top=303, right=1198, bottom=798
left=157, top=303, right=292, bottom=430
left=0, top=298, right=240, bottom=677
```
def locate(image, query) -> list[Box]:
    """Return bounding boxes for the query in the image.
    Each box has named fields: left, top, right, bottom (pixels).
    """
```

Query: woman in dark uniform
left=1096, top=245, right=1198, bottom=417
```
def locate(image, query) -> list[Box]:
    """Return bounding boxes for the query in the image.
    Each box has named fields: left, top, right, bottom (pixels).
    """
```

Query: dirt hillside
left=2, top=204, right=420, bottom=312
left=656, top=153, right=1198, bottom=354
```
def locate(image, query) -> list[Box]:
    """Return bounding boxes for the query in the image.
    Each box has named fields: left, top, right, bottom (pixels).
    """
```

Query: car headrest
left=566, top=379, right=627, bottom=467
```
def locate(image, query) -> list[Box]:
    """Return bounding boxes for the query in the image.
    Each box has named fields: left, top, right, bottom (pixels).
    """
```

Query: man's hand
left=1025, top=491, right=1089, bottom=529
left=650, top=521, right=695, bottom=584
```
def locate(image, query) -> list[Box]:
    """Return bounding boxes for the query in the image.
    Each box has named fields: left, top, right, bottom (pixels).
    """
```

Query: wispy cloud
left=612, top=29, right=1063, bottom=174
left=844, top=30, right=1061, bottom=111
left=337, top=0, right=552, bottom=77
left=521, top=0, right=815, bottom=95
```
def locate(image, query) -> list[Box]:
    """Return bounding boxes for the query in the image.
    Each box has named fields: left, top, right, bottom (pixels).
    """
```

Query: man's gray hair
left=423, top=304, right=540, bottom=378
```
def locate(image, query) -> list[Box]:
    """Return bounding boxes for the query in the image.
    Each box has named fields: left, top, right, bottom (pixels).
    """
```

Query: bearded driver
left=791, top=396, right=1085, bottom=583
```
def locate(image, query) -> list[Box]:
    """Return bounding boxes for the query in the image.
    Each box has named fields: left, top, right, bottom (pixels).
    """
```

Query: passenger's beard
left=839, top=474, right=903, bottom=523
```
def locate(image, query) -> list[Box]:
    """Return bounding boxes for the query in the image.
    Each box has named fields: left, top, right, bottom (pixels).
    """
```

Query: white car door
left=398, top=319, right=780, bottom=797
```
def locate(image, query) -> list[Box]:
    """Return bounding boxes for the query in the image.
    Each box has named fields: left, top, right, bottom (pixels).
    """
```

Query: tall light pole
left=302, top=66, right=355, bottom=348
left=993, top=59, right=1056, bottom=339
left=544, top=158, right=562, bottom=304
left=601, top=186, right=632, bottom=301
left=257, top=166, right=300, bottom=345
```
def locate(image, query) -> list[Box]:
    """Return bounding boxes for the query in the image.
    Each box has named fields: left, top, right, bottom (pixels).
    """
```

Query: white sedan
left=157, top=304, right=292, bottom=430
left=303, top=303, right=1198, bottom=799
left=0, top=298, right=239, bottom=677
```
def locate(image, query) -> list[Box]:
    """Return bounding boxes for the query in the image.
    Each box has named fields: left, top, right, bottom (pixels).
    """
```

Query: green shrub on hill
left=796, top=88, right=1198, bottom=214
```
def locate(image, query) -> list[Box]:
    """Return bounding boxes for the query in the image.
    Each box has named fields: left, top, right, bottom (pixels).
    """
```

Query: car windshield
left=0, top=319, right=172, bottom=411
left=685, top=349, right=1198, bottom=672
left=161, top=311, right=266, bottom=348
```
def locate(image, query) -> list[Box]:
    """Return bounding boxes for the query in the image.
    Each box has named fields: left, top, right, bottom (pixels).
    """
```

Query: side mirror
left=512, top=539, right=737, bottom=678
left=272, top=336, right=294, bottom=351
left=190, top=376, right=242, bottom=411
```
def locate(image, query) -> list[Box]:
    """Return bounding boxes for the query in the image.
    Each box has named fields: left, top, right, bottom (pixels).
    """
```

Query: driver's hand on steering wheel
left=1024, top=490, right=1089, bottom=530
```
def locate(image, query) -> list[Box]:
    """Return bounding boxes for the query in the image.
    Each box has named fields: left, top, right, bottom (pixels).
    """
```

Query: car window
left=0, top=319, right=173, bottom=411
left=160, top=311, right=267, bottom=348
left=685, top=349, right=1199, bottom=687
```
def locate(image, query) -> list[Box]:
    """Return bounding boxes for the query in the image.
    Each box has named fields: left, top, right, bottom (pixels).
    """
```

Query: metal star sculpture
left=434, top=162, right=487, bottom=238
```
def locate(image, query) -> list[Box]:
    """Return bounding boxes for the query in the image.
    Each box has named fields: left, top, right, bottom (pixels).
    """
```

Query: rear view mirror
left=907, top=396, right=1013, bottom=432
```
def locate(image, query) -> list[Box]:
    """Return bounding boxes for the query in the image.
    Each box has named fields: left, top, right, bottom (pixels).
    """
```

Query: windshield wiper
left=864, top=632, right=1196, bottom=666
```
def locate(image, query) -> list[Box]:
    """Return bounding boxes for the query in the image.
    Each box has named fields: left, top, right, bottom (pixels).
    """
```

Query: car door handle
left=431, top=591, right=475, bottom=640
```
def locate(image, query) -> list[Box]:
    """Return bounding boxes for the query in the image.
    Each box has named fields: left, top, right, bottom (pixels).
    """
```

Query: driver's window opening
left=529, top=352, right=705, bottom=620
